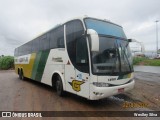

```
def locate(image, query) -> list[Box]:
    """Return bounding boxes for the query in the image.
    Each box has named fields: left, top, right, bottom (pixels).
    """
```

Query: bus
left=14, top=16, right=135, bottom=100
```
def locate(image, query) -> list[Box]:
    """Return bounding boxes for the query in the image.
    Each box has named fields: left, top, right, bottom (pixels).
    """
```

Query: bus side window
left=56, top=26, right=64, bottom=48
left=32, top=38, right=39, bottom=53
left=57, top=38, right=64, bottom=48
left=66, top=20, right=84, bottom=66
left=50, top=29, right=57, bottom=49
left=19, top=46, right=22, bottom=56
left=76, top=37, right=88, bottom=64
left=24, top=41, right=32, bottom=55
left=50, top=25, right=64, bottom=49
left=66, top=20, right=89, bottom=73
left=39, top=34, right=50, bottom=51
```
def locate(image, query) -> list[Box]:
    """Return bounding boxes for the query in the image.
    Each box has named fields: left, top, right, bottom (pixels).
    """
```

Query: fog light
left=93, top=92, right=104, bottom=96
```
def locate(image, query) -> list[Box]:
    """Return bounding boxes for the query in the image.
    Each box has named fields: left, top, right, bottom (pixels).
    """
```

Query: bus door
left=75, top=37, right=90, bottom=98
left=75, top=71, right=90, bottom=98
left=65, top=37, right=90, bottom=98
left=65, top=63, right=76, bottom=95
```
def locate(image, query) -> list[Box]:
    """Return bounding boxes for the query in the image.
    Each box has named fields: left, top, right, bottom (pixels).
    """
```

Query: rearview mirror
left=87, top=29, right=99, bottom=52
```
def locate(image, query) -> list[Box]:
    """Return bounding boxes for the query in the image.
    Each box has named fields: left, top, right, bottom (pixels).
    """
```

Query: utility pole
left=155, top=20, right=159, bottom=55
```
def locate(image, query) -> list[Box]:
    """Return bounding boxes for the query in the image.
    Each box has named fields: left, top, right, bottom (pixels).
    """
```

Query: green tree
left=0, top=56, right=14, bottom=70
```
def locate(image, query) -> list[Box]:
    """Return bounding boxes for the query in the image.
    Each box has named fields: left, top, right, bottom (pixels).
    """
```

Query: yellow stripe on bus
left=15, top=53, right=36, bottom=78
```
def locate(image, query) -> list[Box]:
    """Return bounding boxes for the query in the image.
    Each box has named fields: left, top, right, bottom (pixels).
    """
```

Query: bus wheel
left=19, top=70, right=24, bottom=80
left=56, top=76, right=64, bottom=96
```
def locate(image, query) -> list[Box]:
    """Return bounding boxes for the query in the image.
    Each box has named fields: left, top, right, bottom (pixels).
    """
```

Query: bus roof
left=15, top=16, right=122, bottom=49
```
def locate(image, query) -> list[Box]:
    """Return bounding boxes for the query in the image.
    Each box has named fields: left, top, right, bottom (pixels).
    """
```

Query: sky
left=0, top=0, right=160, bottom=55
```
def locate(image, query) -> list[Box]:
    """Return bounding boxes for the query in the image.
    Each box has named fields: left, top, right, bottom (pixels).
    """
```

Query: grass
left=133, top=57, right=160, bottom=66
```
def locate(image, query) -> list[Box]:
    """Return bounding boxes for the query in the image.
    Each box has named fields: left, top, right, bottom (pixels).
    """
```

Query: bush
left=0, top=56, right=14, bottom=70
left=143, top=59, right=160, bottom=66
left=133, top=57, right=160, bottom=66
left=133, top=57, right=147, bottom=65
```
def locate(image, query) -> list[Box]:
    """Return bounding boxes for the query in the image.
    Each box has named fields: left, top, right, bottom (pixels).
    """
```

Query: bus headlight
left=93, top=82, right=109, bottom=87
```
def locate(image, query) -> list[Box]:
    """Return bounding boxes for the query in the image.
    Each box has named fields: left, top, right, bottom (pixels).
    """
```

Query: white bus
left=14, top=16, right=135, bottom=100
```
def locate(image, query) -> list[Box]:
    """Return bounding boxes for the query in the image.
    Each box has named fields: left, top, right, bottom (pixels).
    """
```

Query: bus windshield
left=91, top=36, right=133, bottom=75
left=84, top=18, right=133, bottom=75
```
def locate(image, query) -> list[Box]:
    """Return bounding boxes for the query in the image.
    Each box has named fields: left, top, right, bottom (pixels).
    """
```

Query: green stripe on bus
left=35, top=50, right=50, bottom=82
left=31, top=52, right=42, bottom=80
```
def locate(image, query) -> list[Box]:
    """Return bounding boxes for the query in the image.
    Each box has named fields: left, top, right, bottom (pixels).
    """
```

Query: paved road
left=0, top=70, right=159, bottom=120
left=134, top=71, right=160, bottom=83
left=134, top=66, right=160, bottom=74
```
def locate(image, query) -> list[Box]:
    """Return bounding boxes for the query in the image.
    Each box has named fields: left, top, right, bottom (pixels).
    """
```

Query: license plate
left=118, top=88, right=124, bottom=93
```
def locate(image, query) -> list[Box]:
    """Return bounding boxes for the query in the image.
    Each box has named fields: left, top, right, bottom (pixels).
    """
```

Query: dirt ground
left=0, top=70, right=159, bottom=120
left=125, top=72, right=160, bottom=111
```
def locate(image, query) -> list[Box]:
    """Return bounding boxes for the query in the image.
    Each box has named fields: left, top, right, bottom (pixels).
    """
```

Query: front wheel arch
left=51, top=71, right=65, bottom=91
left=51, top=72, right=65, bottom=96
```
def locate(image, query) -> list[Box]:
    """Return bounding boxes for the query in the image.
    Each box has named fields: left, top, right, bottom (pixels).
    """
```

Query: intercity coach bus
left=14, top=16, right=135, bottom=100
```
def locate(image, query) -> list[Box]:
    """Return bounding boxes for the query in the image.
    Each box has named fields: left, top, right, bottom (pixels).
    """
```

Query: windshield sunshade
left=85, top=18, right=126, bottom=39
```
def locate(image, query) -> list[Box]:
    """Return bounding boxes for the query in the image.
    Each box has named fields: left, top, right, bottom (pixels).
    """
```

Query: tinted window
left=19, top=46, right=23, bottom=56
left=39, top=34, right=50, bottom=51
left=32, top=38, right=39, bottom=52
left=66, top=20, right=89, bottom=73
left=50, top=26, right=64, bottom=49
left=76, top=37, right=88, bottom=64
left=23, top=42, right=31, bottom=55
left=76, top=37, right=89, bottom=72
left=15, top=25, right=64, bottom=56
left=14, top=48, right=18, bottom=56
left=27, top=41, right=32, bottom=54
left=16, top=40, right=32, bottom=56
left=18, top=46, right=22, bottom=56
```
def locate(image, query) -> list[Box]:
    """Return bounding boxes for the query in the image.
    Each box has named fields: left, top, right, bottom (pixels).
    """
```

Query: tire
left=19, top=70, right=22, bottom=80
left=56, top=76, right=64, bottom=96
left=19, top=70, right=24, bottom=80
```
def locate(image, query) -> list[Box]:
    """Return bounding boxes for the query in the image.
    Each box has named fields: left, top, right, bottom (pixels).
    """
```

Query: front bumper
left=89, top=79, right=135, bottom=100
